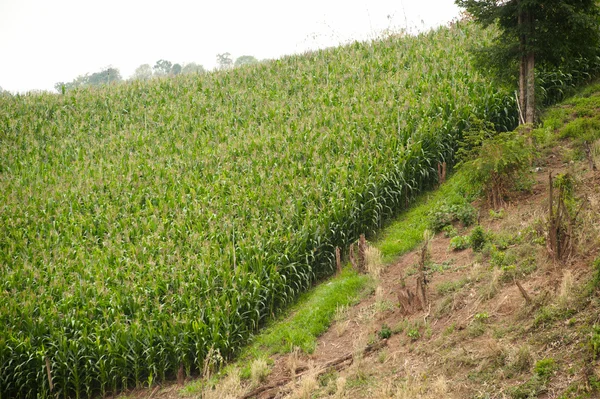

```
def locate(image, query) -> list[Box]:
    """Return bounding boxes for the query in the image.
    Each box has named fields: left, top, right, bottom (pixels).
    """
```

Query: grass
left=375, top=171, right=474, bottom=261
left=244, top=268, right=370, bottom=356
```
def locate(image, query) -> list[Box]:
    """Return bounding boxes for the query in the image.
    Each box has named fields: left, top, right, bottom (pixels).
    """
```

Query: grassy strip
left=243, top=267, right=370, bottom=357
left=375, top=171, right=471, bottom=261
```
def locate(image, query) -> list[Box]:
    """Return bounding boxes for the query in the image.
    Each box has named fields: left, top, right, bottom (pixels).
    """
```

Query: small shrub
left=534, top=358, right=557, bottom=379
left=378, top=324, right=392, bottom=339
left=407, top=328, right=420, bottom=341
left=428, top=202, right=477, bottom=232
left=588, top=325, right=600, bottom=361
left=442, top=225, right=458, bottom=238
left=450, top=235, right=470, bottom=251
left=459, top=131, right=532, bottom=209
left=469, top=226, right=487, bottom=252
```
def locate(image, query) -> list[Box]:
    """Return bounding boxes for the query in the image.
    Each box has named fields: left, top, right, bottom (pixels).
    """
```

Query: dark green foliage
left=456, top=0, right=600, bottom=84
left=469, top=225, right=487, bottom=251
left=378, top=324, right=392, bottom=340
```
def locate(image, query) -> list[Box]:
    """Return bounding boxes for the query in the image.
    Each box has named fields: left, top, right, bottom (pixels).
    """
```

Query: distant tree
left=216, top=53, right=233, bottom=70
left=181, top=62, right=206, bottom=75
left=54, top=67, right=122, bottom=93
left=153, top=59, right=173, bottom=76
left=171, top=63, right=182, bottom=75
left=456, top=0, right=600, bottom=124
left=132, top=64, right=153, bottom=81
left=234, top=55, right=258, bottom=67
left=54, top=74, right=89, bottom=93
left=87, top=67, right=122, bottom=86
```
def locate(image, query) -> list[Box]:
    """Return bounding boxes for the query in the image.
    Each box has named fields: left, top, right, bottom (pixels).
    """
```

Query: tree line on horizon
left=53, top=53, right=259, bottom=93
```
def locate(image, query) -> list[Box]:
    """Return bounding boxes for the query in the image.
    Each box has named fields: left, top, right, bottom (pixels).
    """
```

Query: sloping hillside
left=1, top=21, right=520, bottom=398
left=187, top=84, right=600, bottom=399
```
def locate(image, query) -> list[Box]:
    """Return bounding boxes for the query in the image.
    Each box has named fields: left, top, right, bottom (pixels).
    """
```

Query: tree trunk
left=525, top=11, right=535, bottom=124
left=526, top=50, right=535, bottom=124
left=518, top=7, right=527, bottom=124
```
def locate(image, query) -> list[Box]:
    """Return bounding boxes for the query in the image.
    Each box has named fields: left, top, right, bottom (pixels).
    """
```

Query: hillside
left=178, top=83, right=600, bottom=399
left=0, top=21, right=521, bottom=398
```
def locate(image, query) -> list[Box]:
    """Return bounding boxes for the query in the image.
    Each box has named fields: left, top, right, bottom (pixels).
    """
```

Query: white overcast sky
left=0, top=0, right=461, bottom=93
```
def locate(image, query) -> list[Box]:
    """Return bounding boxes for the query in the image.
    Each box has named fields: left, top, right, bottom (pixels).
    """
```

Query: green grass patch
left=375, top=171, right=473, bottom=261
left=242, top=267, right=370, bottom=357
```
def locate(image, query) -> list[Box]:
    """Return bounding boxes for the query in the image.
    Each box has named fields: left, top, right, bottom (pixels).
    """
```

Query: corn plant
left=0, top=21, right=594, bottom=398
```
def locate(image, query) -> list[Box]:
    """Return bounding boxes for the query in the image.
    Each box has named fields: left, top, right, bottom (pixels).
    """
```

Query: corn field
left=0, top=22, right=519, bottom=398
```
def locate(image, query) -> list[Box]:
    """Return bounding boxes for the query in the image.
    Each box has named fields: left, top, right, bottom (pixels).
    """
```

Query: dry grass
left=480, top=268, right=501, bottom=301
left=334, top=305, right=350, bottom=337
left=334, top=376, right=347, bottom=398
left=200, top=367, right=243, bottom=399
left=366, top=245, right=384, bottom=280
left=388, top=363, right=451, bottom=399
left=250, top=358, right=270, bottom=387
left=289, top=361, right=318, bottom=399
left=558, top=269, right=575, bottom=308
left=287, top=347, right=301, bottom=379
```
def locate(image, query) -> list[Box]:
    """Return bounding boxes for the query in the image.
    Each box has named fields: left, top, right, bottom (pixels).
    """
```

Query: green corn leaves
left=1, top=21, right=593, bottom=398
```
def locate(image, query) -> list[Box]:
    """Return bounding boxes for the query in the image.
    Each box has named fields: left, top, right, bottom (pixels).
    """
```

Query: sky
left=0, top=0, right=461, bottom=93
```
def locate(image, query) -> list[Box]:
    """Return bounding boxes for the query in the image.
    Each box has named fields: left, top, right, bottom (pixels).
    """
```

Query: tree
left=172, top=63, right=182, bottom=75
left=181, top=62, right=206, bottom=75
left=456, top=0, right=600, bottom=124
left=87, top=67, right=122, bottom=86
left=132, top=64, right=153, bottom=81
left=153, top=59, right=173, bottom=76
left=234, top=55, right=258, bottom=67
left=54, top=67, right=122, bottom=93
left=216, top=53, right=233, bottom=70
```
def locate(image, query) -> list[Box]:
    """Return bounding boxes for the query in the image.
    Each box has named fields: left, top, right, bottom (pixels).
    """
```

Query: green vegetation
left=449, top=235, right=470, bottom=251
left=376, top=172, right=476, bottom=260
left=241, top=268, right=368, bottom=357
left=460, top=129, right=532, bottom=209
left=2, top=14, right=600, bottom=397
left=2, top=22, right=522, bottom=397
left=469, top=225, right=487, bottom=252
left=378, top=324, right=392, bottom=340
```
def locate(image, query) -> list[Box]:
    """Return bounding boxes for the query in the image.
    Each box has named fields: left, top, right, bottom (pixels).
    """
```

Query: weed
left=436, top=278, right=468, bottom=295
left=489, top=208, right=506, bottom=220
left=429, top=202, right=478, bottom=232
left=474, top=312, right=489, bottom=322
left=407, top=328, right=421, bottom=341
left=442, top=225, right=459, bottom=238
left=510, top=345, right=533, bottom=373
left=469, top=225, right=488, bottom=251
left=378, top=324, right=392, bottom=340
left=534, top=358, right=557, bottom=379
left=450, top=235, right=470, bottom=251
left=588, top=324, right=600, bottom=361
